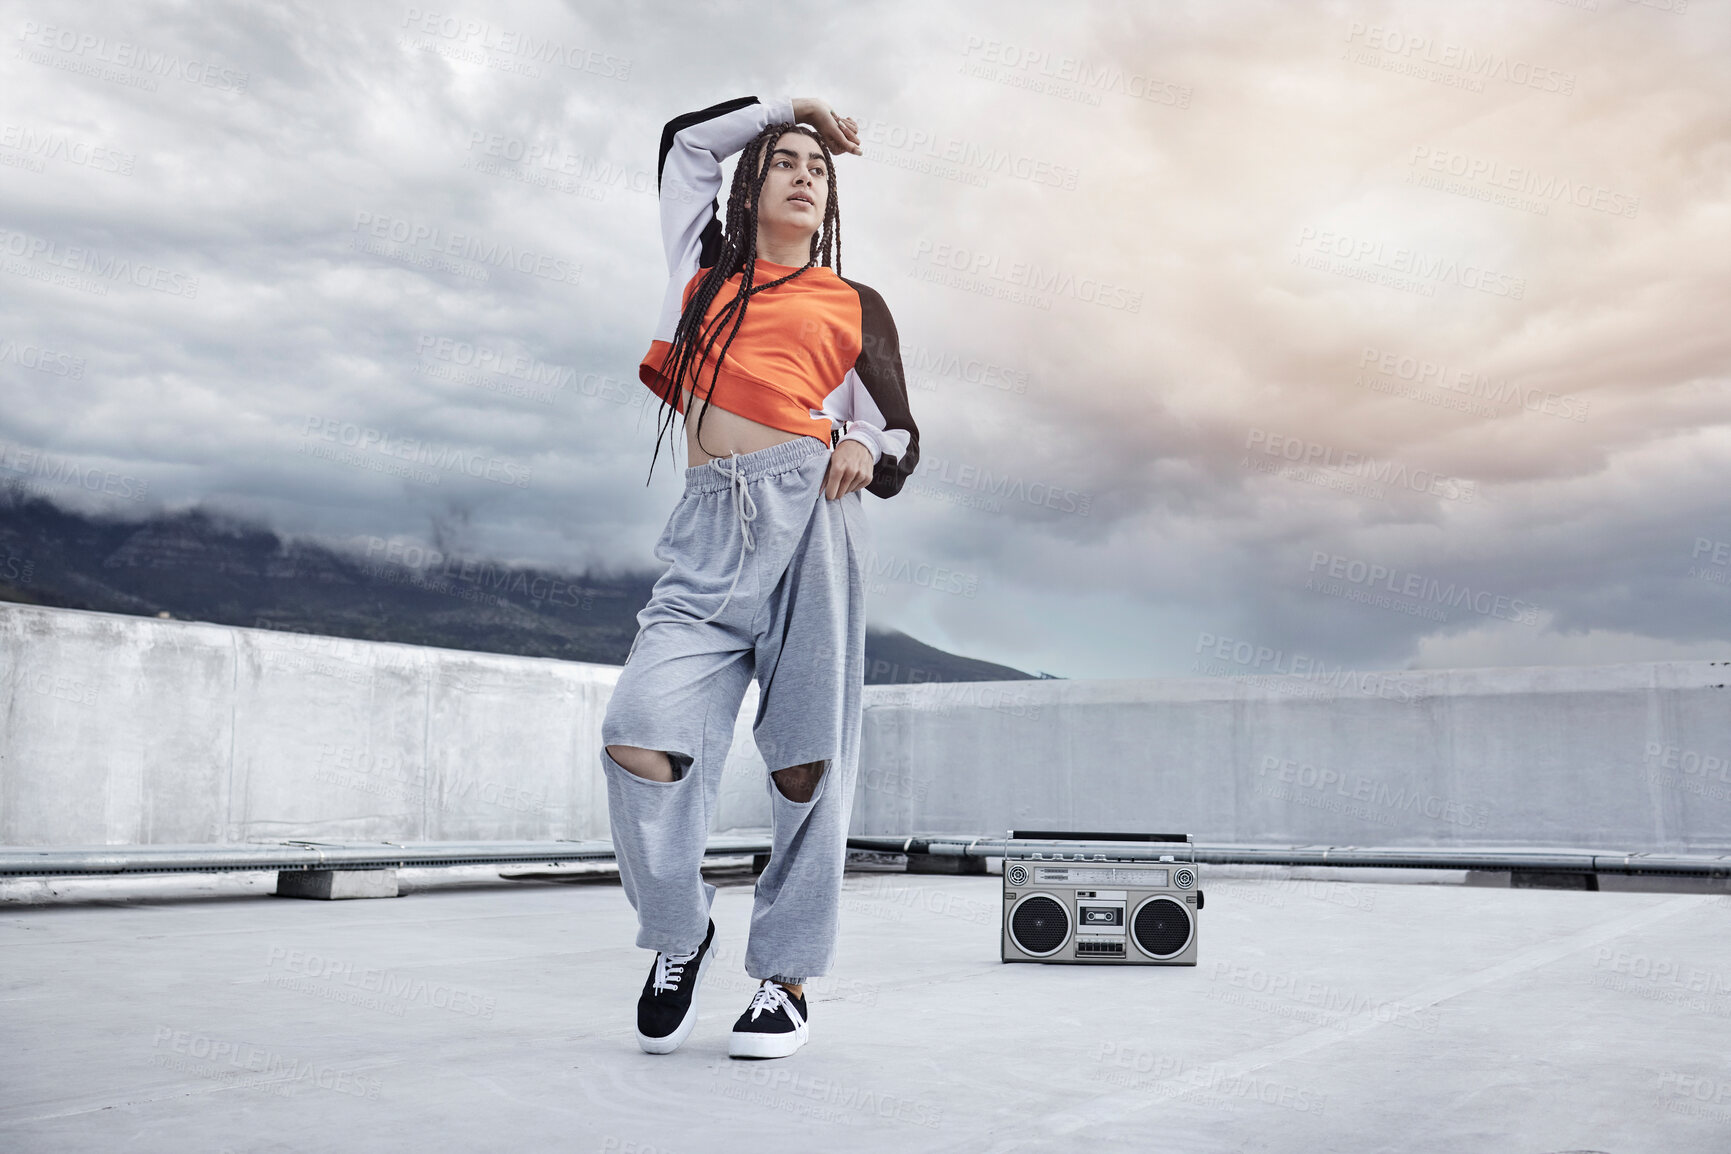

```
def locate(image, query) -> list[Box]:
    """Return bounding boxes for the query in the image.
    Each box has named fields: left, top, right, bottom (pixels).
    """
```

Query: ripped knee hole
left=607, top=745, right=692, bottom=782
left=771, top=760, right=826, bottom=803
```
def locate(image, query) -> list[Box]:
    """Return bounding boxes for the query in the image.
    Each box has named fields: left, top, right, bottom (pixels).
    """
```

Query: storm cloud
left=1, top=0, right=1726, bottom=678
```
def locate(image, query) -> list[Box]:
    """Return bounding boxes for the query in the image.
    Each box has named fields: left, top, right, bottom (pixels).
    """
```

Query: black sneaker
left=727, top=980, right=810, bottom=1059
left=635, top=919, right=715, bottom=1054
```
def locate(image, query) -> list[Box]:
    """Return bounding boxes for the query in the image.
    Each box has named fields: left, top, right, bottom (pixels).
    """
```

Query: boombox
left=1000, top=831, right=1201, bottom=966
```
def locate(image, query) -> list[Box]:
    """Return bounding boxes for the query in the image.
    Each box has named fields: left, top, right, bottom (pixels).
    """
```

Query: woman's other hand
left=823, top=439, right=874, bottom=499
left=792, top=97, right=862, bottom=156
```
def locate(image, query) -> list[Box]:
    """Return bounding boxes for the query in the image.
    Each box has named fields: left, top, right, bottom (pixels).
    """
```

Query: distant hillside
left=862, top=626, right=1035, bottom=684
left=0, top=484, right=1037, bottom=685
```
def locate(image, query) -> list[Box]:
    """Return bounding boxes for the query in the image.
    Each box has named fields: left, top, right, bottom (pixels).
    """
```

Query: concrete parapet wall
left=3, top=602, right=1727, bottom=851
left=850, top=664, right=1731, bottom=851
left=0, top=603, right=777, bottom=846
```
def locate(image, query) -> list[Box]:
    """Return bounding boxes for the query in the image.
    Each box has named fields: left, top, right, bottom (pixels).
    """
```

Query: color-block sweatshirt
left=639, top=95, right=919, bottom=499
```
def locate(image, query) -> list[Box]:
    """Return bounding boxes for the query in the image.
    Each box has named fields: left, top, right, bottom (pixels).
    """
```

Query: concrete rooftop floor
left=3, top=862, right=1730, bottom=1154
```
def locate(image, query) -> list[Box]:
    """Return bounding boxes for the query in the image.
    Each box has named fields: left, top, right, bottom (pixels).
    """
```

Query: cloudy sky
left=2, top=0, right=1727, bottom=679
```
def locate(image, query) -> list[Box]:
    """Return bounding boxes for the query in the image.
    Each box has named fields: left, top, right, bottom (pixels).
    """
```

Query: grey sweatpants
left=601, top=436, right=868, bottom=982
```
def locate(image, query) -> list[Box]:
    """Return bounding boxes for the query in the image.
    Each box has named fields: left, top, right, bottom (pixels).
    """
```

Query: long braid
left=646, top=123, right=842, bottom=482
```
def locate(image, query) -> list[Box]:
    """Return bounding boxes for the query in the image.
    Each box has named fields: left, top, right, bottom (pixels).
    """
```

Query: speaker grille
left=1131, top=897, right=1192, bottom=958
left=1010, top=894, right=1070, bottom=956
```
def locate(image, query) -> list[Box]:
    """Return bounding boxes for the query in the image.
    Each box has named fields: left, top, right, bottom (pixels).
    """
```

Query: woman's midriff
left=680, top=387, right=823, bottom=466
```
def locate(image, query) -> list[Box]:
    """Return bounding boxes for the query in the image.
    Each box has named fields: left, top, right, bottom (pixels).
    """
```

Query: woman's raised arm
left=655, top=96, right=790, bottom=283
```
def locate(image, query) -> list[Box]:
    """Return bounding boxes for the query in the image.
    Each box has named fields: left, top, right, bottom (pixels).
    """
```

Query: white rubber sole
left=635, top=947, right=713, bottom=1055
left=727, top=1018, right=810, bottom=1059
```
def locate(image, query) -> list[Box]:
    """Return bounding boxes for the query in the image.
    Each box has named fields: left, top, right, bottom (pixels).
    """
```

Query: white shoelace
left=744, top=981, right=802, bottom=1024
left=651, top=944, right=701, bottom=995
left=688, top=451, right=759, bottom=626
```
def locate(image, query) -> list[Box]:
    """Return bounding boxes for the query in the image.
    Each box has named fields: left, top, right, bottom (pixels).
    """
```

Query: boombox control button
left=1174, top=868, right=1196, bottom=889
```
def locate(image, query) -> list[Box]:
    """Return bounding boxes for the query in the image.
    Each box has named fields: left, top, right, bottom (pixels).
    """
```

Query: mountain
left=0, top=484, right=1037, bottom=685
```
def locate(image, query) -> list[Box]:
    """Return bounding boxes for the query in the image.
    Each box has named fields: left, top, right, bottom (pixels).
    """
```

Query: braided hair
left=646, top=122, right=842, bottom=481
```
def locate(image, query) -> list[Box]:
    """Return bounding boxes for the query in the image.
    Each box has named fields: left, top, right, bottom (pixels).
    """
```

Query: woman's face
left=754, top=131, right=829, bottom=242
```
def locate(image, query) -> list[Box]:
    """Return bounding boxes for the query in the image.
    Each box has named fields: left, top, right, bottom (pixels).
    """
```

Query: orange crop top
left=640, top=259, right=861, bottom=447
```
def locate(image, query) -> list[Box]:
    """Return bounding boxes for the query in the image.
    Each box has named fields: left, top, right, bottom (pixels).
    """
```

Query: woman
left=600, top=94, right=919, bottom=1060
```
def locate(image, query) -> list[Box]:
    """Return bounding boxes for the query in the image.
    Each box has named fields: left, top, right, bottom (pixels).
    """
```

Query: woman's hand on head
left=792, top=97, right=862, bottom=156
left=823, top=439, right=874, bottom=499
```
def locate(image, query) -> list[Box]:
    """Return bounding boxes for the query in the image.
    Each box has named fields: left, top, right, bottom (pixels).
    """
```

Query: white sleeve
left=652, top=95, right=796, bottom=341
left=838, top=426, right=886, bottom=465
left=831, top=367, right=912, bottom=466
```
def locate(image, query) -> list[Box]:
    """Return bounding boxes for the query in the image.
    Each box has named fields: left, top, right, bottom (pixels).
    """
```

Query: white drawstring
left=624, top=451, right=761, bottom=662
left=688, top=451, right=758, bottom=626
